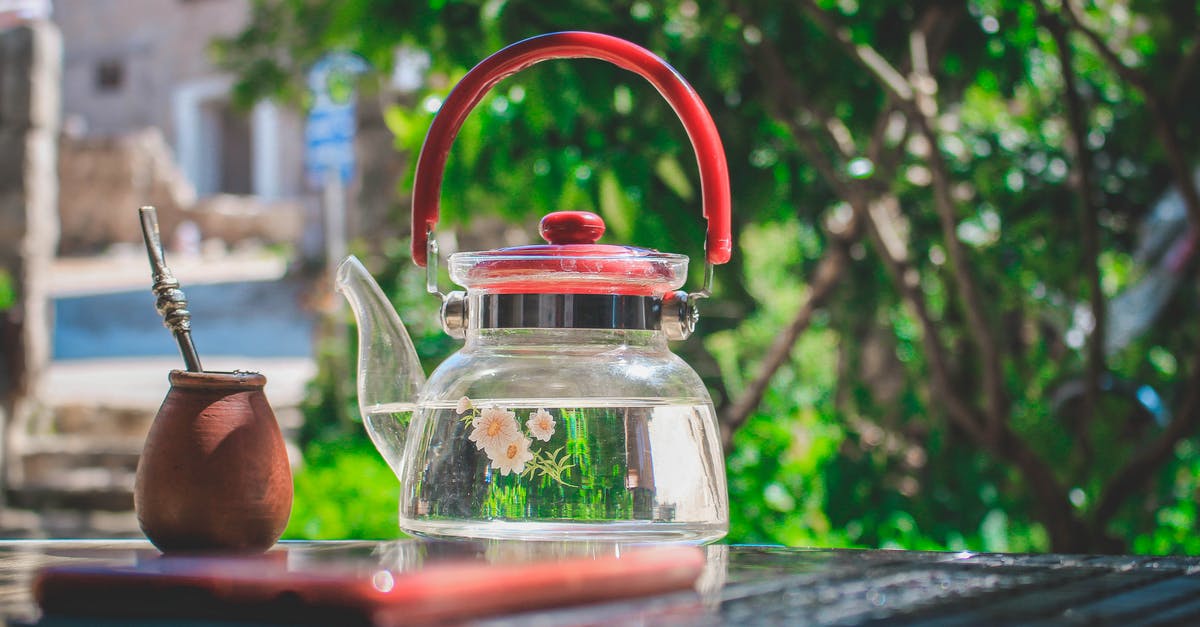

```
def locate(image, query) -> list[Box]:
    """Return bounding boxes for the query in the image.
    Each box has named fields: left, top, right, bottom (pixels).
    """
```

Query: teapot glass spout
left=335, top=255, right=426, bottom=477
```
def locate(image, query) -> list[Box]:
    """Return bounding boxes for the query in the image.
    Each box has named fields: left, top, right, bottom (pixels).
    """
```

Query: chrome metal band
left=471, top=293, right=661, bottom=330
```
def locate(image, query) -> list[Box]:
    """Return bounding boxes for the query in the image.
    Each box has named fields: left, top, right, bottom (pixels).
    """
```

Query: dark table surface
left=5, top=539, right=1200, bottom=625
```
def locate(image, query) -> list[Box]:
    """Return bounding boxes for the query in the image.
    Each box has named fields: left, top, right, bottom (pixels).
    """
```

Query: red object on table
left=34, top=545, right=705, bottom=625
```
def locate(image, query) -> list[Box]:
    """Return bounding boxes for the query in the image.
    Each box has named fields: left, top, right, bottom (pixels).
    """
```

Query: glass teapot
left=336, top=31, right=732, bottom=543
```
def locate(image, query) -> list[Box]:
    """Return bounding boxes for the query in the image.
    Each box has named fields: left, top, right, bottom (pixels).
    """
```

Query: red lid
left=448, top=212, right=688, bottom=295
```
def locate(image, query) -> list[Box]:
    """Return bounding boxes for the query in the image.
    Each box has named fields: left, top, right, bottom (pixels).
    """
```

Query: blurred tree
left=217, top=0, right=1200, bottom=553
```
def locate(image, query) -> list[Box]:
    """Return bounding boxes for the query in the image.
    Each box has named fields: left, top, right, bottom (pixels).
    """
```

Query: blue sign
left=305, top=52, right=370, bottom=187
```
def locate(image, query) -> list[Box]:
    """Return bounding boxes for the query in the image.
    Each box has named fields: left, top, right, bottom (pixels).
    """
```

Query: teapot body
left=395, top=326, right=728, bottom=542
left=343, top=31, right=737, bottom=544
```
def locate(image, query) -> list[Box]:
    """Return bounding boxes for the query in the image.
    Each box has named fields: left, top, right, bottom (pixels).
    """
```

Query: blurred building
left=0, top=0, right=51, bottom=24
left=54, top=0, right=304, bottom=200
left=0, top=2, right=314, bottom=537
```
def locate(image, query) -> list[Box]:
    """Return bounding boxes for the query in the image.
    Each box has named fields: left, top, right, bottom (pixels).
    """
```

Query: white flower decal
left=456, top=402, right=577, bottom=487
left=526, top=409, right=556, bottom=442
left=468, top=406, right=519, bottom=453
left=490, top=434, right=534, bottom=476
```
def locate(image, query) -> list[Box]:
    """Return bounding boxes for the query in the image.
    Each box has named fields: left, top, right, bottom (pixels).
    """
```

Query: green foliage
left=282, top=436, right=401, bottom=540
left=0, top=269, right=14, bottom=311
left=223, top=0, right=1200, bottom=552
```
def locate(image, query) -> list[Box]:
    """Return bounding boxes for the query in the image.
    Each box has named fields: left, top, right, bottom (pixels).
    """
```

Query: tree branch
left=1055, top=0, right=1200, bottom=547
left=740, top=18, right=854, bottom=192
left=800, top=0, right=1009, bottom=439
left=720, top=243, right=851, bottom=450
left=996, top=423, right=1097, bottom=552
left=1093, top=344, right=1200, bottom=528
left=1172, top=37, right=1200, bottom=103
left=717, top=18, right=862, bottom=447
left=1060, top=1, right=1153, bottom=94
left=721, top=4, right=987, bottom=448
left=795, top=1, right=1099, bottom=549
left=865, top=6, right=958, bottom=184
left=739, top=1, right=993, bottom=445
left=1042, top=5, right=1106, bottom=467
left=858, top=196, right=987, bottom=444
left=797, top=0, right=914, bottom=103
left=731, top=6, right=1080, bottom=546
left=910, top=31, right=1009, bottom=437
left=1060, top=0, right=1200, bottom=229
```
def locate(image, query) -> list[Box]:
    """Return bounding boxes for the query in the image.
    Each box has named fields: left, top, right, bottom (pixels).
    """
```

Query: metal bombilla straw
left=138, top=206, right=203, bottom=372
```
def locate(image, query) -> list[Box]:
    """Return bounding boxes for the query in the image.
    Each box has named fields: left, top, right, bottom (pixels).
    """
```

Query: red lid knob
left=540, top=211, right=606, bottom=245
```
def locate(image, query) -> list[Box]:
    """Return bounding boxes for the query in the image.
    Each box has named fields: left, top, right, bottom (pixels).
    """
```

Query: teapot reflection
left=369, top=539, right=729, bottom=602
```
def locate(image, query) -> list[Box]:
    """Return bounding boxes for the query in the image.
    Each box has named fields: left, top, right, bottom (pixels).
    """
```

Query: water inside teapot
left=363, top=402, right=417, bottom=477
left=373, top=398, right=726, bottom=542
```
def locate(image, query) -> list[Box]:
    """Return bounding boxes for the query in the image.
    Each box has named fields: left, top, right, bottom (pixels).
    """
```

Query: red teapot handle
left=411, top=31, right=732, bottom=267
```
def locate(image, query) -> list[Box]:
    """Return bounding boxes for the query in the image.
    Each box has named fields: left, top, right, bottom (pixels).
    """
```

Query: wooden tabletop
left=4, top=539, right=1200, bottom=625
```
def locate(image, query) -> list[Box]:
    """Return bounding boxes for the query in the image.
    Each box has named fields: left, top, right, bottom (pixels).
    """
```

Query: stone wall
left=56, top=0, right=249, bottom=137
left=57, top=128, right=306, bottom=256
left=0, top=21, right=61, bottom=504
left=57, top=128, right=192, bottom=253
